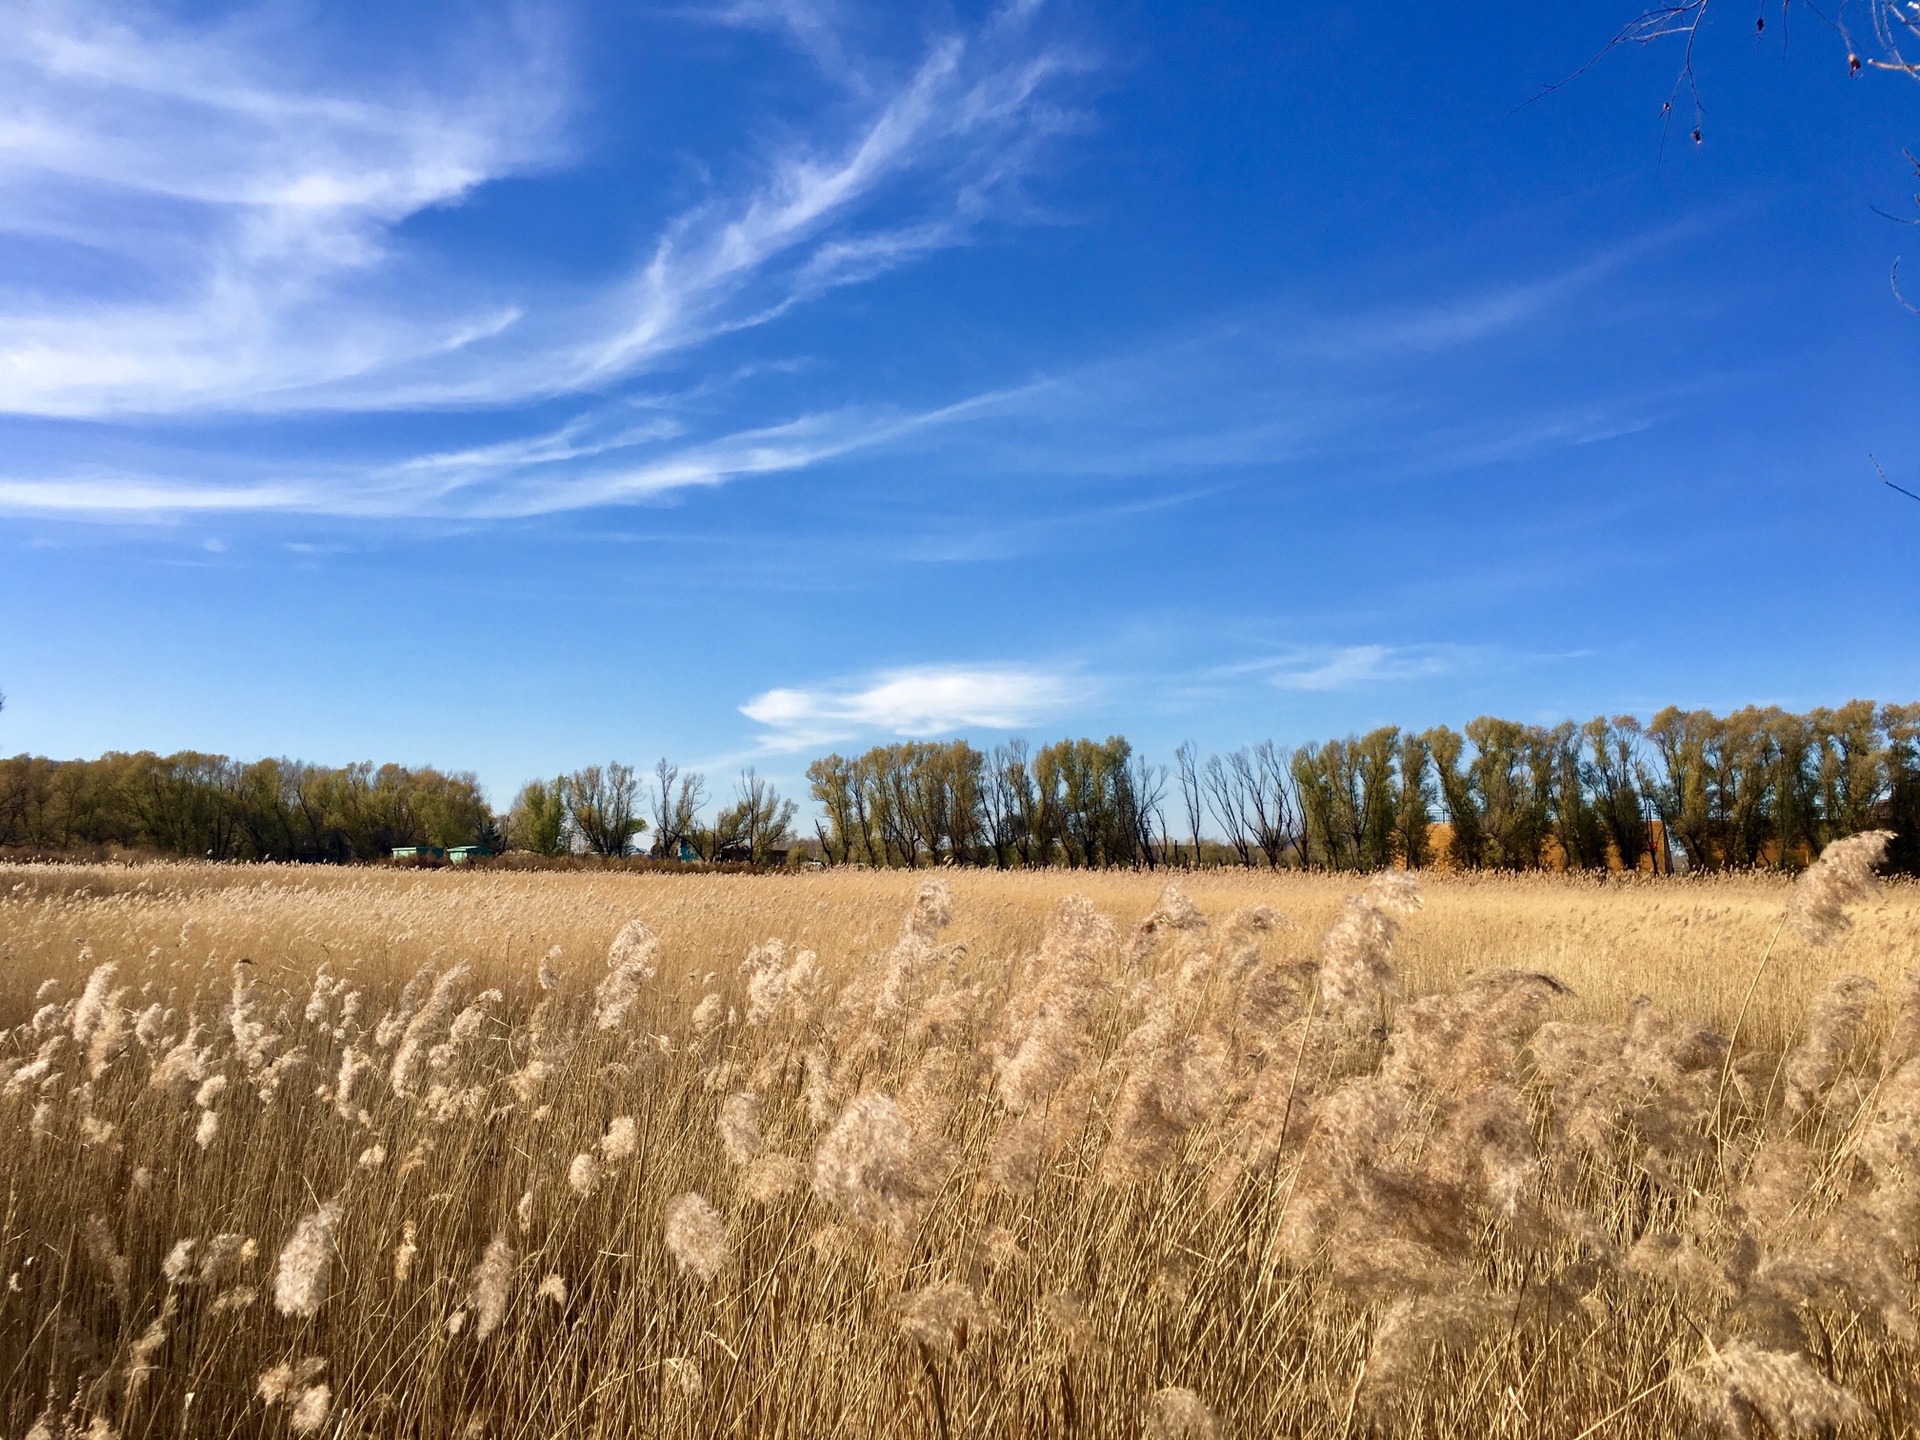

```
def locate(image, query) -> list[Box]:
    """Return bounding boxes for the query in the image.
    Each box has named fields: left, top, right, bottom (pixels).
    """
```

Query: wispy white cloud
left=1305, top=227, right=1691, bottom=361
left=1253, top=645, right=1466, bottom=692
left=558, top=21, right=1081, bottom=397
left=676, top=0, right=871, bottom=94
left=0, top=1, right=568, bottom=417
left=881, top=240, right=1679, bottom=490
left=0, top=0, right=1082, bottom=424
left=739, top=664, right=1079, bottom=750
left=0, top=384, right=1034, bottom=518
left=0, top=0, right=1673, bottom=533
left=0, top=473, right=319, bottom=515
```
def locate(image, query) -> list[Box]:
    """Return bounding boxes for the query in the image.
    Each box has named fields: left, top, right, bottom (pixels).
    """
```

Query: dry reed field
left=2, top=851, right=1918, bottom=1439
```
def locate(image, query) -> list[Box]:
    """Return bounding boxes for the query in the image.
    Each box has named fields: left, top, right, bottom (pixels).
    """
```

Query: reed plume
left=470, top=1235, right=515, bottom=1342
left=1144, top=1387, right=1220, bottom=1440
left=1781, top=972, right=1878, bottom=1115
left=663, top=1192, right=729, bottom=1282
left=602, top=1116, right=638, bottom=1163
left=288, top=1384, right=331, bottom=1435
left=1125, top=884, right=1209, bottom=968
left=1786, top=830, right=1892, bottom=946
left=390, top=964, right=469, bottom=1096
left=596, top=919, right=659, bottom=1030
left=1677, top=1339, right=1864, bottom=1438
left=897, top=1281, right=991, bottom=1355
left=811, top=1093, right=949, bottom=1237
left=664, top=1356, right=704, bottom=1399
left=199, top=1233, right=255, bottom=1285
left=1317, top=872, right=1420, bottom=1030
left=742, top=1153, right=808, bottom=1203
left=718, top=1092, right=764, bottom=1165
left=124, top=1293, right=175, bottom=1402
left=274, top=1202, right=341, bottom=1318
left=994, top=897, right=1112, bottom=1114
left=69, top=960, right=116, bottom=1048
left=393, top=1221, right=418, bottom=1285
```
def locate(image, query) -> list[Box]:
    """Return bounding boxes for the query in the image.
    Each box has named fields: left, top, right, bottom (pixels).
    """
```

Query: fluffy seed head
left=995, top=899, right=1112, bottom=1114
left=85, top=1214, right=129, bottom=1298
left=289, top=1385, right=331, bottom=1435
left=393, top=1221, right=418, bottom=1285
left=391, top=964, right=470, bottom=1096
left=126, top=1295, right=175, bottom=1400
left=1126, top=885, right=1209, bottom=964
left=905, top=876, right=954, bottom=938
left=1783, top=974, right=1879, bottom=1114
left=1145, top=1387, right=1221, bottom=1440
left=274, top=1202, right=342, bottom=1318
left=199, top=1233, right=254, bottom=1285
left=70, top=961, right=117, bottom=1046
left=596, top=921, right=659, bottom=1030
left=690, top=993, right=725, bottom=1035
left=1318, top=875, right=1420, bottom=1028
left=257, top=1363, right=296, bottom=1405
left=719, top=1093, right=765, bottom=1166
left=663, top=1192, right=729, bottom=1282
left=601, top=1116, right=638, bottom=1163
left=470, top=1235, right=514, bottom=1342
left=1786, top=831, right=1892, bottom=946
left=811, top=1093, right=948, bottom=1236
left=897, top=1281, right=990, bottom=1355
left=664, top=1356, right=704, bottom=1399
left=1677, top=1339, right=1864, bottom=1438
left=743, top=1153, right=809, bottom=1203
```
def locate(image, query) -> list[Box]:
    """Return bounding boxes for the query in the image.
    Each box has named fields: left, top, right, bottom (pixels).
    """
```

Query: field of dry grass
left=1, top=856, right=1916, bottom=1438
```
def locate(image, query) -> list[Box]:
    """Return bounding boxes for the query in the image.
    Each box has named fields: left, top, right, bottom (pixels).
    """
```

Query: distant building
left=391, top=845, right=447, bottom=863
left=447, top=845, right=493, bottom=865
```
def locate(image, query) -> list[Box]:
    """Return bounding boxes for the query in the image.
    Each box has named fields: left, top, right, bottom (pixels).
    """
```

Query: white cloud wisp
left=0, top=383, right=1035, bottom=519
left=740, top=665, right=1078, bottom=750
left=0, top=1, right=567, bottom=418
left=1260, top=645, right=1463, bottom=692
left=0, top=0, right=1082, bottom=423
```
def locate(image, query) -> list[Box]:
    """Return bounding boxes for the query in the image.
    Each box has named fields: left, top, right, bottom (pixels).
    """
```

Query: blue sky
left=2, top=0, right=1918, bottom=810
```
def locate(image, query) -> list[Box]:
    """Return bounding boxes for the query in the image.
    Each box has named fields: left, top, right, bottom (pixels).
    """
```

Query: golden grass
left=0, top=860, right=1916, bottom=1438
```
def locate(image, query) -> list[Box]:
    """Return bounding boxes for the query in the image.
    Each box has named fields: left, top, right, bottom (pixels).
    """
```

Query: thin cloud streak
left=1247, top=644, right=1469, bottom=692
left=0, top=385, right=1039, bottom=518
left=677, top=1, right=871, bottom=94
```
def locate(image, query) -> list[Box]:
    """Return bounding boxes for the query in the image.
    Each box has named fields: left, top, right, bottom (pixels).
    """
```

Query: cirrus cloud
left=1261, top=644, right=1463, bottom=692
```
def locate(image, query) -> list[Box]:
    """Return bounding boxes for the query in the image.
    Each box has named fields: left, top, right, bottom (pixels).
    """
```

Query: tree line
left=804, top=702, right=1920, bottom=874
left=0, top=753, right=494, bottom=863
left=0, top=750, right=805, bottom=867
left=3, top=700, right=1915, bottom=872
left=503, top=762, right=797, bottom=865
